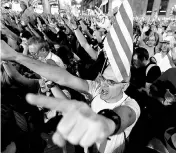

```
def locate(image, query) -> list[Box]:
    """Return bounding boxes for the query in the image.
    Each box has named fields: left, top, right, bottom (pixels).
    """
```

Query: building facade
left=132, top=0, right=176, bottom=17
left=86, top=0, right=176, bottom=17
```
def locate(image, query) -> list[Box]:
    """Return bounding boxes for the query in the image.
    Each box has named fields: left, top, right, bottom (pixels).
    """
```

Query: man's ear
left=41, top=47, right=45, bottom=52
left=122, top=82, right=129, bottom=92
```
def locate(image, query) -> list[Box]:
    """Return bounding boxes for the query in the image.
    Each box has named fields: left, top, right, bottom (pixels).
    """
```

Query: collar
left=45, top=51, right=52, bottom=60
left=115, top=92, right=128, bottom=104
left=105, top=92, right=128, bottom=105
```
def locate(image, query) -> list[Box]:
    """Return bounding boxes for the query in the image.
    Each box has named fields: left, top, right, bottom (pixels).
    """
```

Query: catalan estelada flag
left=103, top=0, right=133, bottom=82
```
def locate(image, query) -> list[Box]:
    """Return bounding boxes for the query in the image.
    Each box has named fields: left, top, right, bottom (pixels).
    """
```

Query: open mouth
left=101, top=89, right=108, bottom=95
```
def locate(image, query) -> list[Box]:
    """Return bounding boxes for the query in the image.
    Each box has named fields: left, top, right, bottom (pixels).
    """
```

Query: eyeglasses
left=98, top=73, right=127, bottom=86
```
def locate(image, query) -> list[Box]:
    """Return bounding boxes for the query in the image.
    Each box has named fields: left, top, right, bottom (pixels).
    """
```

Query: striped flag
left=103, top=0, right=133, bottom=82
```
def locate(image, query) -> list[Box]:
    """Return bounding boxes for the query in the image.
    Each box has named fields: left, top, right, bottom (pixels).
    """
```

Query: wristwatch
left=98, top=109, right=121, bottom=136
left=46, top=82, right=56, bottom=89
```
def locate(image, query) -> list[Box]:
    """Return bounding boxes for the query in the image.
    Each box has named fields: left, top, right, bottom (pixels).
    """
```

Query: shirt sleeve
left=146, top=66, right=161, bottom=83
left=52, top=54, right=66, bottom=69
left=122, top=97, right=141, bottom=137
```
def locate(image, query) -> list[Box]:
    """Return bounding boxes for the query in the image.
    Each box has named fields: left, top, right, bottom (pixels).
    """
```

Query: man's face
left=132, top=54, right=144, bottom=69
left=99, top=67, right=123, bottom=102
left=21, top=38, right=28, bottom=45
left=161, top=42, right=170, bottom=54
left=42, top=24, right=47, bottom=30
left=93, top=30, right=102, bottom=43
left=28, top=44, right=40, bottom=59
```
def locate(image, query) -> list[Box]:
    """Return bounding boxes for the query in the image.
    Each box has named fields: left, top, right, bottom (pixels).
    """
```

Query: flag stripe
left=104, top=37, right=124, bottom=82
left=101, top=0, right=133, bottom=151
left=103, top=0, right=133, bottom=83
left=111, top=0, right=122, bottom=10
left=109, top=26, right=130, bottom=76
left=122, top=0, right=133, bottom=25
left=107, top=31, right=128, bottom=79
left=119, top=4, right=133, bottom=40
left=114, top=12, right=132, bottom=62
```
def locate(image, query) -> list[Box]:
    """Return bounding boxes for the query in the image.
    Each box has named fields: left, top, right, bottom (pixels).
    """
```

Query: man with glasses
left=1, top=40, right=140, bottom=153
left=153, top=38, right=176, bottom=73
left=27, top=36, right=66, bottom=69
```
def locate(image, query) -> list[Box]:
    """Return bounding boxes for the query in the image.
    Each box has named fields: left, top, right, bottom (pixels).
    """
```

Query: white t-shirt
left=86, top=80, right=140, bottom=153
left=45, top=52, right=66, bottom=69
left=154, top=51, right=174, bottom=73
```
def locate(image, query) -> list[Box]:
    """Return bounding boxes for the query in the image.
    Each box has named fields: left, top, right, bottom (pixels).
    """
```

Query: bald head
left=103, top=65, right=118, bottom=83
left=103, top=65, right=130, bottom=83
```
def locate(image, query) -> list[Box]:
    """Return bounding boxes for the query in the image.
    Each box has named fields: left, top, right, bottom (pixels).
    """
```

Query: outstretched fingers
left=26, top=93, right=73, bottom=114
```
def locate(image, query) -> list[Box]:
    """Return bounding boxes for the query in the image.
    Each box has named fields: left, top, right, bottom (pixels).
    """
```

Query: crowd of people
left=1, top=0, right=176, bottom=153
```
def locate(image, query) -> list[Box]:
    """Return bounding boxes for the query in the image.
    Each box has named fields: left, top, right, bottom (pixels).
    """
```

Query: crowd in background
left=1, top=1, right=176, bottom=153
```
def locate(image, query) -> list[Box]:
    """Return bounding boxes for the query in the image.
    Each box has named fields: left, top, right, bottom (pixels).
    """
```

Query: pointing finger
left=26, top=93, right=74, bottom=114
left=52, top=131, right=66, bottom=147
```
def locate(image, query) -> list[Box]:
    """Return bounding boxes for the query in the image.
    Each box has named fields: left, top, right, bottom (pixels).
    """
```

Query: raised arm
left=2, top=61, right=38, bottom=89
left=70, top=19, right=97, bottom=60
left=170, top=43, right=176, bottom=66
left=1, top=40, right=89, bottom=94
left=113, top=105, right=136, bottom=134
left=28, top=23, right=42, bottom=38
left=26, top=94, right=139, bottom=148
left=79, top=20, right=93, bottom=39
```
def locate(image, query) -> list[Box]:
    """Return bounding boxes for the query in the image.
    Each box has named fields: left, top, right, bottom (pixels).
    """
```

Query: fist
left=26, top=94, right=115, bottom=148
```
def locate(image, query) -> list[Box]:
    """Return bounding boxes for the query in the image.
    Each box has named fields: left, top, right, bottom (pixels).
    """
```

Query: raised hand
left=80, top=20, right=87, bottom=31
left=70, top=18, right=77, bottom=29
left=26, top=94, right=115, bottom=148
left=142, top=25, right=149, bottom=33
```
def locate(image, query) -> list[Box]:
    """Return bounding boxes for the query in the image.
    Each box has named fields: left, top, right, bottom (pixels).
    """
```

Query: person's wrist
left=73, top=25, right=78, bottom=31
left=46, top=81, right=56, bottom=89
left=98, top=109, right=121, bottom=136
left=106, top=118, right=116, bottom=137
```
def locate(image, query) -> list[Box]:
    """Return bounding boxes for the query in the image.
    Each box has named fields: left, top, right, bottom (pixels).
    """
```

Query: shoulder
left=154, top=53, right=161, bottom=59
left=158, top=68, right=176, bottom=80
left=123, top=97, right=140, bottom=118
left=147, top=65, right=161, bottom=74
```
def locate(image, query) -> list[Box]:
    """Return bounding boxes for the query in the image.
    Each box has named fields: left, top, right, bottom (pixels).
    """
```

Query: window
left=102, top=1, right=108, bottom=14
left=103, top=5, right=105, bottom=13
left=105, top=2, right=109, bottom=13
left=146, top=0, right=154, bottom=15
left=158, top=0, right=169, bottom=15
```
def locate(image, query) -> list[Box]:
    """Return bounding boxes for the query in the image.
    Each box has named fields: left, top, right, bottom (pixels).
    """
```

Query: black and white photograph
left=1, top=0, right=176, bottom=152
